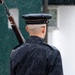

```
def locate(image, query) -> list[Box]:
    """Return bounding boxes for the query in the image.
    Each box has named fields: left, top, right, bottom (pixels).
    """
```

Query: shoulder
left=43, top=43, right=62, bottom=65
left=10, top=43, right=30, bottom=60
left=43, top=42, right=59, bottom=52
left=43, top=42, right=60, bottom=58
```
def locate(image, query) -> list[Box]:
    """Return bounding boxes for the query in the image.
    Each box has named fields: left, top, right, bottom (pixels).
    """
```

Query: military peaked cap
left=22, top=13, right=52, bottom=24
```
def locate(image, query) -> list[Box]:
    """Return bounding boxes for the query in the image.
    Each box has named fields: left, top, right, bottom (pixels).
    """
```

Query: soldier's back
left=10, top=36, right=63, bottom=75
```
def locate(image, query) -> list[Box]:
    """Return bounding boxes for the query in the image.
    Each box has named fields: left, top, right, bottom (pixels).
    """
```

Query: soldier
left=10, top=13, right=63, bottom=75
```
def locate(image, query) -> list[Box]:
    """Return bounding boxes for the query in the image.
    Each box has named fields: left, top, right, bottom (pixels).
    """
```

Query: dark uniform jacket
left=10, top=36, right=63, bottom=75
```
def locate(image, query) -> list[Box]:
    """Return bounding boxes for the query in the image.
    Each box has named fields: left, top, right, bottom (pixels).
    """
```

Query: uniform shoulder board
left=43, top=42, right=58, bottom=51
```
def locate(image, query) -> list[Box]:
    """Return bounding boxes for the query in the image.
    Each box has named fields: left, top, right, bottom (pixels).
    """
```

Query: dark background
left=48, top=0, right=75, bottom=5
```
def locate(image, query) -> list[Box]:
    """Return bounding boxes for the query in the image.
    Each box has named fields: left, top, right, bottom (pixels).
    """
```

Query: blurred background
left=0, top=0, right=75, bottom=75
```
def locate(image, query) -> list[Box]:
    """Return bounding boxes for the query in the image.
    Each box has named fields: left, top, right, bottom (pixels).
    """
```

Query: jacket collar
left=26, top=36, right=44, bottom=44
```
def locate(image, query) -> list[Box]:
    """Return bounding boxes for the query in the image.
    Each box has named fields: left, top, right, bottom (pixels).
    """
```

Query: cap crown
left=22, top=13, right=52, bottom=24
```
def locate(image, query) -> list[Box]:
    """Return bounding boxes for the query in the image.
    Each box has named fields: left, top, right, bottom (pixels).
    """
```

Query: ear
left=25, top=26, right=29, bottom=32
left=41, top=26, right=45, bottom=33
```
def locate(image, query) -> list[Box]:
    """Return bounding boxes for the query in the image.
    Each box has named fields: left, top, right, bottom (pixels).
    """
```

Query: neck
left=30, top=33, right=44, bottom=39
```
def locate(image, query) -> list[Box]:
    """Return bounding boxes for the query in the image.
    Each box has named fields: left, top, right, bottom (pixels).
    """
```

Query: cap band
left=26, top=20, right=48, bottom=24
